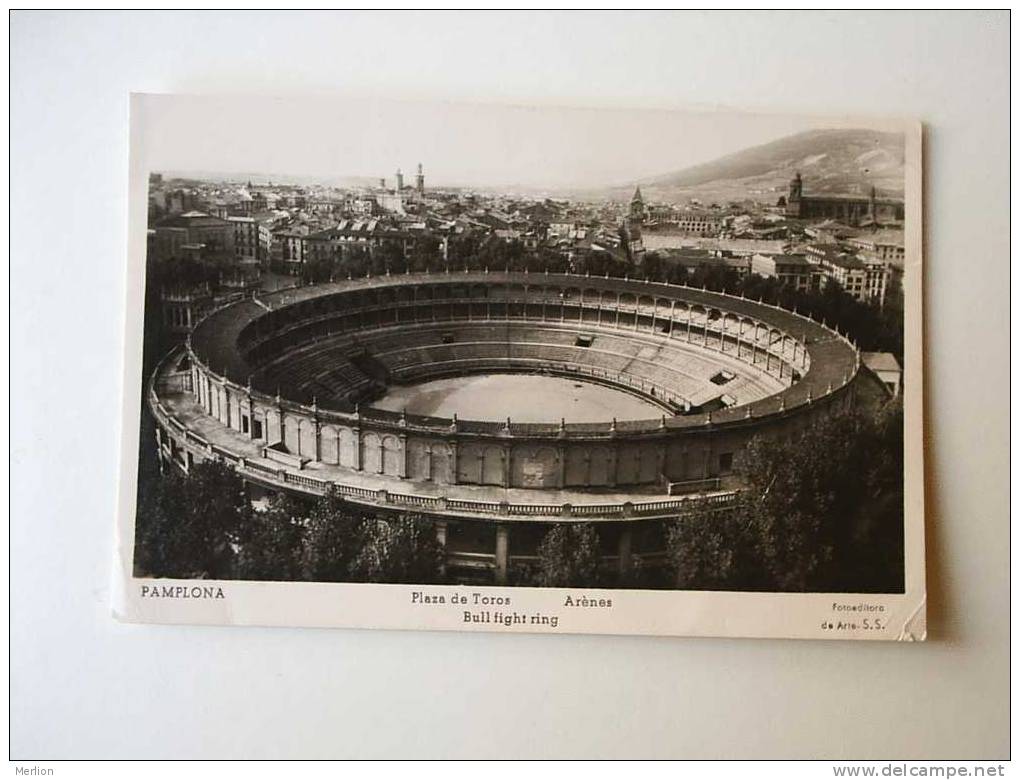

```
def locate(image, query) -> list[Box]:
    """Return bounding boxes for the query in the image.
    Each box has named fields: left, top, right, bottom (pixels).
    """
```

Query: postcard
left=114, top=94, right=924, bottom=640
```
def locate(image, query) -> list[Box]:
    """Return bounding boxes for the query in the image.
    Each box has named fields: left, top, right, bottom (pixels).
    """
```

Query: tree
left=302, top=487, right=364, bottom=581
left=535, top=523, right=602, bottom=587
left=827, top=401, right=904, bottom=593
left=348, top=514, right=444, bottom=584
left=408, top=235, right=443, bottom=272
left=736, top=401, right=904, bottom=592
left=235, top=492, right=306, bottom=581
left=665, top=504, right=753, bottom=590
left=300, top=255, right=333, bottom=285
left=374, top=242, right=407, bottom=274
left=133, top=460, right=249, bottom=579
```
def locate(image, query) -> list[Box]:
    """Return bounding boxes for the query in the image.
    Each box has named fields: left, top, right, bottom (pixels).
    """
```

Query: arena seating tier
left=248, top=320, right=787, bottom=413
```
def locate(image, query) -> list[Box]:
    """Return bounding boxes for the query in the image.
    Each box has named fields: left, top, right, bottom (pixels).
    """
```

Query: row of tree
left=135, top=399, right=903, bottom=593
left=289, top=234, right=575, bottom=287
left=667, top=398, right=904, bottom=593
left=135, top=469, right=445, bottom=583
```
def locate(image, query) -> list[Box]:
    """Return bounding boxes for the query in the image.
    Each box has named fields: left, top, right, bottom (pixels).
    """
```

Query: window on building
left=718, top=452, right=734, bottom=474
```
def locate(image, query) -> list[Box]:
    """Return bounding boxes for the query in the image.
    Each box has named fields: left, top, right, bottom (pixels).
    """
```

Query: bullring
left=148, top=269, right=863, bottom=582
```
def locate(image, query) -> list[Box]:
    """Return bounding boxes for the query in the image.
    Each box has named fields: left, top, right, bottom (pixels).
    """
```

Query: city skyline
left=135, top=93, right=901, bottom=192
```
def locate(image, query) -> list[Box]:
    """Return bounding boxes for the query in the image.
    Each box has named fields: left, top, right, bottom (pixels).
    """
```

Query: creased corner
left=897, top=596, right=927, bottom=641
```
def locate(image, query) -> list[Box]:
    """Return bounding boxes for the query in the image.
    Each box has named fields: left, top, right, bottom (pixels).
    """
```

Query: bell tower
left=629, top=185, right=645, bottom=224
left=416, top=163, right=425, bottom=195
left=786, top=172, right=803, bottom=217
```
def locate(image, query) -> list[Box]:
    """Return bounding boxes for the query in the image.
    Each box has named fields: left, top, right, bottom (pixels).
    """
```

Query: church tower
left=395, top=168, right=404, bottom=192
left=786, top=172, right=803, bottom=217
left=416, top=163, right=425, bottom=195
left=624, top=185, right=646, bottom=265
left=629, top=185, right=646, bottom=224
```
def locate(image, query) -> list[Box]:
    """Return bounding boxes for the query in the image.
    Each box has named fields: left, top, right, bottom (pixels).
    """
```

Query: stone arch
left=406, top=439, right=430, bottom=481
left=339, top=427, right=359, bottom=469
left=481, top=445, right=505, bottom=486
left=320, top=424, right=340, bottom=465
left=299, top=418, right=318, bottom=459
left=430, top=442, right=453, bottom=484
left=381, top=434, right=402, bottom=476
left=283, top=414, right=303, bottom=454
left=363, top=432, right=383, bottom=473
left=264, top=408, right=281, bottom=443
left=457, top=443, right=484, bottom=484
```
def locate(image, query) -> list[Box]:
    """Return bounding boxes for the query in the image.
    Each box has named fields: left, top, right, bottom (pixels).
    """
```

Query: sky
left=134, top=93, right=889, bottom=192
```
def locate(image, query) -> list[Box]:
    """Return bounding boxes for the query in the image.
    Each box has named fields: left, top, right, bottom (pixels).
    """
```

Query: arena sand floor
left=371, top=374, right=662, bottom=423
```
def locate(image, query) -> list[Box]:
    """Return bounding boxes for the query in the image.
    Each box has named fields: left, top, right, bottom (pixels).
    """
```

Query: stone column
left=226, top=385, right=235, bottom=427
left=502, top=445, right=511, bottom=488
left=449, top=441, right=459, bottom=485
left=617, top=527, right=633, bottom=578
left=399, top=434, right=408, bottom=478
left=556, top=446, right=566, bottom=489
left=436, top=520, right=449, bottom=578
left=204, top=374, right=213, bottom=415
left=494, top=525, right=510, bottom=585
left=352, top=426, right=362, bottom=471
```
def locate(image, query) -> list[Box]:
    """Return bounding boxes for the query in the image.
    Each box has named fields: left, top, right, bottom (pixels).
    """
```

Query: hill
left=630, top=128, right=905, bottom=204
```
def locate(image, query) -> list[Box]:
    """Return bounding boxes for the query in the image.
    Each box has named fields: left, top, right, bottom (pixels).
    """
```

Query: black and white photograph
left=116, top=94, right=924, bottom=639
left=14, top=9, right=1011, bottom=764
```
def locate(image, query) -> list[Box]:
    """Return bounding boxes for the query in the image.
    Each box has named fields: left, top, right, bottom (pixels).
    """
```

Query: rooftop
left=862, top=351, right=901, bottom=374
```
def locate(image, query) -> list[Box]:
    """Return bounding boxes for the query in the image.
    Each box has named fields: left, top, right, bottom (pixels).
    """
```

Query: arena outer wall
left=147, top=270, right=864, bottom=582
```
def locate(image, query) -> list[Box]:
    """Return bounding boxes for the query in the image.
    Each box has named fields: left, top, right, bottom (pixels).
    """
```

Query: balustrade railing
left=149, top=371, right=746, bottom=520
